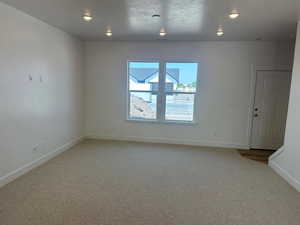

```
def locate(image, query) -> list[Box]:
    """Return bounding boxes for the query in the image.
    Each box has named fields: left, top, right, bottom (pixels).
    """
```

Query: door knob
left=254, top=114, right=259, bottom=117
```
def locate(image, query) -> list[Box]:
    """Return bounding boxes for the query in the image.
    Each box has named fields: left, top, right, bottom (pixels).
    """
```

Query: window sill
left=126, top=118, right=198, bottom=126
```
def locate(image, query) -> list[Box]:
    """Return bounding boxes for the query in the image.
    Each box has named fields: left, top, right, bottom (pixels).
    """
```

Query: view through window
left=128, top=61, right=198, bottom=122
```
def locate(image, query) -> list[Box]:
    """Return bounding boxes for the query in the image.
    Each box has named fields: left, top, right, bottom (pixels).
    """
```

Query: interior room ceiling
left=1, top=0, right=300, bottom=41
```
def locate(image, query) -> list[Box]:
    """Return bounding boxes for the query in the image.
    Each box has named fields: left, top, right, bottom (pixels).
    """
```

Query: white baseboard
left=269, top=146, right=285, bottom=161
left=0, top=136, right=84, bottom=189
left=86, top=134, right=249, bottom=150
left=269, top=160, right=300, bottom=192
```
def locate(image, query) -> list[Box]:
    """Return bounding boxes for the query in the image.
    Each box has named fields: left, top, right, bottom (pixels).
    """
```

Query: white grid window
left=127, top=61, right=199, bottom=123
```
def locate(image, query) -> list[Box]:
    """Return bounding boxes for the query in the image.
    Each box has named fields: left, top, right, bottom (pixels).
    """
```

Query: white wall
left=0, top=2, right=84, bottom=186
left=84, top=41, right=294, bottom=148
left=270, top=22, right=300, bottom=192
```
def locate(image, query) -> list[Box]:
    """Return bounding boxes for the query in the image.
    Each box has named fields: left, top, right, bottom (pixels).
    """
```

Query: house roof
left=129, top=68, right=179, bottom=83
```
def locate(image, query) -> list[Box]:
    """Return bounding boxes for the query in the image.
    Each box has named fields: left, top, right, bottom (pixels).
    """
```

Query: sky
left=129, top=62, right=198, bottom=84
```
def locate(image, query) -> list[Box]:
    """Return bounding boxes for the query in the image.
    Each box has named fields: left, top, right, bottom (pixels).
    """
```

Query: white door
left=251, top=70, right=291, bottom=150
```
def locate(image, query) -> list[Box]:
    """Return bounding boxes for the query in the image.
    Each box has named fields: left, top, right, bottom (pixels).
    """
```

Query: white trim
left=165, top=91, right=197, bottom=94
left=269, top=146, right=285, bottom=161
left=126, top=118, right=198, bottom=125
left=269, top=160, right=300, bottom=192
left=86, top=134, right=249, bottom=150
left=158, top=59, right=166, bottom=120
left=0, top=136, right=84, bottom=189
left=128, top=90, right=158, bottom=93
left=248, top=65, right=292, bottom=149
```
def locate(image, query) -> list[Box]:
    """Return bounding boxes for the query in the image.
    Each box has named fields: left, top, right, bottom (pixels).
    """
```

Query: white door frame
left=247, top=65, right=292, bottom=149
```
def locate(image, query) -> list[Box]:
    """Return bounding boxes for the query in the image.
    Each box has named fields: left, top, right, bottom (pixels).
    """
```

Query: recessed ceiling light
left=229, top=10, right=240, bottom=19
left=159, top=28, right=167, bottom=37
left=106, top=30, right=112, bottom=37
left=83, top=14, right=93, bottom=22
left=152, top=14, right=161, bottom=18
left=216, top=28, right=224, bottom=37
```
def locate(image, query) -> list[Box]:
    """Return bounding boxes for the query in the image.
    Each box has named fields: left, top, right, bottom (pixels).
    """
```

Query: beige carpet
left=0, top=140, right=300, bottom=225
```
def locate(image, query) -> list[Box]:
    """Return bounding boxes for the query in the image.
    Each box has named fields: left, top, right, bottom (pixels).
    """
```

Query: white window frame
left=126, top=60, right=199, bottom=124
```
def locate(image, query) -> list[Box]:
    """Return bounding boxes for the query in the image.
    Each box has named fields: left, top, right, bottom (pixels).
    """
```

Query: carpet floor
left=0, top=140, right=300, bottom=225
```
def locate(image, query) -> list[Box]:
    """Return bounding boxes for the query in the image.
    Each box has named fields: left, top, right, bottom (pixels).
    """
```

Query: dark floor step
left=238, top=149, right=275, bottom=164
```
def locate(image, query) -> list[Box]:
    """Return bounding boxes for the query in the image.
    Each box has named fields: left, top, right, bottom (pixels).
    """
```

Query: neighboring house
left=129, top=68, right=180, bottom=93
left=129, top=68, right=180, bottom=103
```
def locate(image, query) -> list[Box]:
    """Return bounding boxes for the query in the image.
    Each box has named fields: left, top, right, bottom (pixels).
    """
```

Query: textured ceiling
left=1, top=0, right=300, bottom=41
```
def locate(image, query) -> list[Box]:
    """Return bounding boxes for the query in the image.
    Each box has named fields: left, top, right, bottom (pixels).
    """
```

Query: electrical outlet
left=32, top=144, right=39, bottom=153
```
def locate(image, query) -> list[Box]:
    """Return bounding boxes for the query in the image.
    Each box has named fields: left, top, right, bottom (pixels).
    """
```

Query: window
left=127, top=61, right=199, bottom=123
